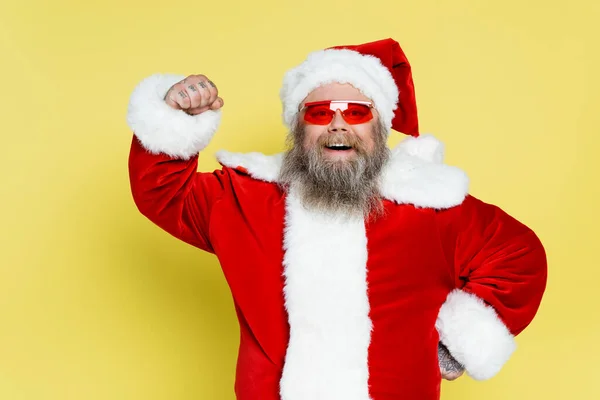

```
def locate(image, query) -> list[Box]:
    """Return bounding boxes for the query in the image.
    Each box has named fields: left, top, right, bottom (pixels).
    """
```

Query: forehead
left=302, top=82, right=371, bottom=104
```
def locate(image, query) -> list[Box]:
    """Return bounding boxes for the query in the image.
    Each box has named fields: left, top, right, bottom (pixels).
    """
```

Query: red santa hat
left=279, top=37, right=419, bottom=137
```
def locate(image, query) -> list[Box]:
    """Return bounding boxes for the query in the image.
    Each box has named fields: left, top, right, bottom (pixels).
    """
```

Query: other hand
left=438, top=342, right=465, bottom=381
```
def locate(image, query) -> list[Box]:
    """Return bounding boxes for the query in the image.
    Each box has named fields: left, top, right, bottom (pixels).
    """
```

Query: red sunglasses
left=300, top=100, right=374, bottom=125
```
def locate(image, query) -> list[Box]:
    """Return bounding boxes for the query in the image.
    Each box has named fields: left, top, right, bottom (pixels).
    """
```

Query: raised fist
left=164, top=74, right=224, bottom=115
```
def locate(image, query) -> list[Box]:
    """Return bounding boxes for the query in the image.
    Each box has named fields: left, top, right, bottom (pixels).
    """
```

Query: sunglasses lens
left=304, top=105, right=334, bottom=125
left=344, top=104, right=373, bottom=124
left=303, top=102, right=374, bottom=125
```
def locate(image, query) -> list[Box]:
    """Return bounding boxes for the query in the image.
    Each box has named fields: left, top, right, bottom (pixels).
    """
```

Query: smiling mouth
left=325, top=143, right=353, bottom=151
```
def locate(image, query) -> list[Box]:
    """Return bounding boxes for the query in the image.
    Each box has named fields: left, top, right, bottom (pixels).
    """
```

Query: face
left=299, top=83, right=379, bottom=162
left=279, top=83, right=390, bottom=218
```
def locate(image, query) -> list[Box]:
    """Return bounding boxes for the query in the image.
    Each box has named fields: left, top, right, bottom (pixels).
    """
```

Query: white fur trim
left=126, top=73, right=222, bottom=160
left=279, top=186, right=372, bottom=400
left=394, top=134, right=445, bottom=163
left=216, top=135, right=469, bottom=209
left=435, top=289, right=516, bottom=380
left=378, top=134, right=469, bottom=209
left=215, top=150, right=283, bottom=182
left=280, top=48, right=398, bottom=133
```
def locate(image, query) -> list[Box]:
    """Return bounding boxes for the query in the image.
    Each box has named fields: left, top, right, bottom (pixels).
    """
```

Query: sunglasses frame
left=300, top=100, right=375, bottom=125
left=299, top=100, right=374, bottom=112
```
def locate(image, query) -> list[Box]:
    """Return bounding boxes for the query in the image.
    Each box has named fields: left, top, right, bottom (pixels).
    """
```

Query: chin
left=322, top=147, right=358, bottom=160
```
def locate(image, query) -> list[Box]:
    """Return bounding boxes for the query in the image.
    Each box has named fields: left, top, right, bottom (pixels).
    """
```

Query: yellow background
left=1, top=0, right=598, bottom=398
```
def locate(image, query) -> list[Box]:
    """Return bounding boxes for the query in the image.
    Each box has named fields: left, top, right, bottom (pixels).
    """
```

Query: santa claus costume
left=126, top=38, right=547, bottom=400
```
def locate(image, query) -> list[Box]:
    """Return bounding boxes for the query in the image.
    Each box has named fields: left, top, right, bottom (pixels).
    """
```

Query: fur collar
left=215, top=134, right=469, bottom=209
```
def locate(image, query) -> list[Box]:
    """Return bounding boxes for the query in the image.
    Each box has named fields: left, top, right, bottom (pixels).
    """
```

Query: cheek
left=302, top=127, right=321, bottom=149
left=356, top=126, right=376, bottom=151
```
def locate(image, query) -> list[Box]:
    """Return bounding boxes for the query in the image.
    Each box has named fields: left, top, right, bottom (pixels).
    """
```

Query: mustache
left=316, top=132, right=367, bottom=153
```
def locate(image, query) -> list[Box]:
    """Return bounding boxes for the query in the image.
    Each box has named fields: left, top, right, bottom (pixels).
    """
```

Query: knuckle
left=189, top=93, right=202, bottom=107
left=199, top=87, right=210, bottom=100
left=189, top=74, right=206, bottom=83
left=196, top=80, right=207, bottom=90
left=185, top=84, right=199, bottom=96
left=177, top=93, right=190, bottom=106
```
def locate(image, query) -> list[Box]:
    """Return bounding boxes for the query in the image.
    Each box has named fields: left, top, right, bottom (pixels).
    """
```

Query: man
left=126, top=38, right=547, bottom=400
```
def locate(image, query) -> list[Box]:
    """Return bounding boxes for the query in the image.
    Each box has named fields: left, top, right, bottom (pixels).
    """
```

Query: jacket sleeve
left=435, top=195, right=548, bottom=380
left=126, top=73, right=227, bottom=253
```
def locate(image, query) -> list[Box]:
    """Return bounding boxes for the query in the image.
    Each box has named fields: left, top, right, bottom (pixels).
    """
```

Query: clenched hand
left=164, top=74, right=224, bottom=115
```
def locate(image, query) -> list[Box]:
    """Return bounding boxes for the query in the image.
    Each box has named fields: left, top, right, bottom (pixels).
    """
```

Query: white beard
left=278, top=120, right=390, bottom=218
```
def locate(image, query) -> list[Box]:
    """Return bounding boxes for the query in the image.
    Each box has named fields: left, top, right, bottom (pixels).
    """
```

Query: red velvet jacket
left=126, top=74, right=547, bottom=400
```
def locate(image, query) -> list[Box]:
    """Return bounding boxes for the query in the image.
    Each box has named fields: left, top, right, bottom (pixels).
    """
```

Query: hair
left=278, top=115, right=390, bottom=220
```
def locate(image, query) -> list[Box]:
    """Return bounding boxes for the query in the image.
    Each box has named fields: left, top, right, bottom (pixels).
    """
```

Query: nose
left=328, top=109, right=349, bottom=133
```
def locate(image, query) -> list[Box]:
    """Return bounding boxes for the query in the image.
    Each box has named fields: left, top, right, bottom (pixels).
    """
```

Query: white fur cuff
left=126, top=73, right=222, bottom=159
left=435, top=289, right=516, bottom=380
